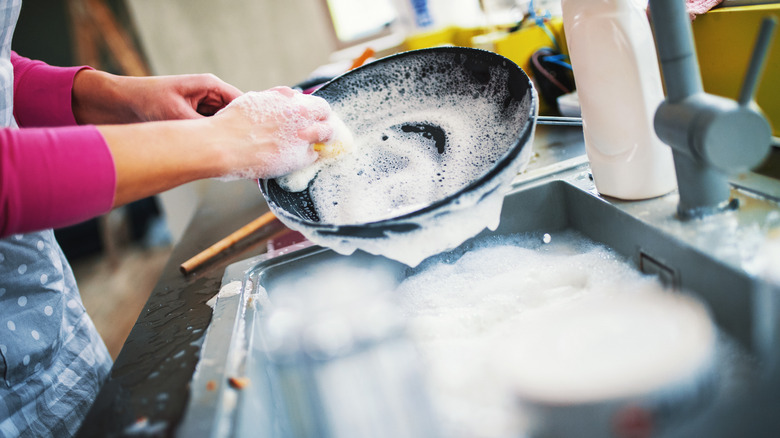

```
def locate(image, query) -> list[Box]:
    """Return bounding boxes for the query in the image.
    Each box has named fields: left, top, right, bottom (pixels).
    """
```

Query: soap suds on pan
left=279, top=56, right=526, bottom=225
left=267, top=49, right=537, bottom=266
left=278, top=112, right=354, bottom=193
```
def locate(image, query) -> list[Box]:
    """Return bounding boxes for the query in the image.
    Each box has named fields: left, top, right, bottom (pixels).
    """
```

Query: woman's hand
left=72, top=70, right=243, bottom=124
left=207, top=86, right=334, bottom=180
left=96, top=86, right=335, bottom=206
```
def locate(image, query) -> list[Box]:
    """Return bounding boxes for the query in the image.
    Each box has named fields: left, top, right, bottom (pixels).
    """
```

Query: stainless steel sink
left=178, top=140, right=780, bottom=437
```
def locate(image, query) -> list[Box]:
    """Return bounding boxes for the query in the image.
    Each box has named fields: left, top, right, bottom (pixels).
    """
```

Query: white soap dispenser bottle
left=561, top=0, right=677, bottom=200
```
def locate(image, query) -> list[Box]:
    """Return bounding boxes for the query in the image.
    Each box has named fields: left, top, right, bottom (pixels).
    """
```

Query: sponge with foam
left=313, top=113, right=355, bottom=159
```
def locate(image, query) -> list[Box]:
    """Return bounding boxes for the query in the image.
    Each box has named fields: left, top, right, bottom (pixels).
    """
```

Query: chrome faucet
left=648, top=0, right=777, bottom=218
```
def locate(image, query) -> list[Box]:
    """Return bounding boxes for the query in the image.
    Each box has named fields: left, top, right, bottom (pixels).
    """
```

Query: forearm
left=1, top=119, right=232, bottom=237
left=72, top=70, right=140, bottom=125
left=97, top=118, right=229, bottom=207
left=99, top=88, right=335, bottom=207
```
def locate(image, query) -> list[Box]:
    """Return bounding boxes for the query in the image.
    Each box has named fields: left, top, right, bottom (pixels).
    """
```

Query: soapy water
left=267, top=50, right=536, bottom=266
left=396, top=231, right=720, bottom=437
left=658, top=202, right=780, bottom=280
left=749, top=230, right=780, bottom=284
left=215, top=88, right=333, bottom=181
left=261, top=256, right=405, bottom=359
left=256, top=231, right=740, bottom=438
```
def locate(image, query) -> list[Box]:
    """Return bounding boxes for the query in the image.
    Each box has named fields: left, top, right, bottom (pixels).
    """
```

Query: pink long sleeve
left=0, top=127, right=115, bottom=237
left=11, top=52, right=86, bottom=128
left=0, top=53, right=116, bottom=237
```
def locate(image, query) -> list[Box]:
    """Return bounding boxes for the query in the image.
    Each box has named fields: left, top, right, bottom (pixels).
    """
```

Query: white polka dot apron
left=0, top=231, right=89, bottom=385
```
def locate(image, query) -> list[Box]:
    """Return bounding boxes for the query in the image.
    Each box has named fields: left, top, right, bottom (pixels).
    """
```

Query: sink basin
left=178, top=159, right=780, bottom=438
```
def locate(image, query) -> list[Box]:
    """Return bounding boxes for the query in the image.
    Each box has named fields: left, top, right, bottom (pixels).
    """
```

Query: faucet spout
left=648, top=0, right=776, bottom=218
left=649, top=0, right=704, bottom=102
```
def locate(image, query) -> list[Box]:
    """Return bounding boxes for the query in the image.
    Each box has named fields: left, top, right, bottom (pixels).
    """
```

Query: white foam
left=316, top=112, right=355, bottom=159
left=249, top=232, right=732, bottom=438
left=313, top=68, right=526, bottom=225
left=277, top=113, right=355, bottom=192
left=261, top=257, right=404, bottom=359
left=395, top=231, right=717, bottom=437
left=206, top=280, right=243, bottom=308
left=501, top=292, right=715, bottom=403
left=745, top=227, right=780, bottom=284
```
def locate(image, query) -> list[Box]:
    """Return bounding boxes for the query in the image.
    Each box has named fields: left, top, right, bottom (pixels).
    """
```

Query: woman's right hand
left=209, top=86, right=335, bottom=180
left=98, top=86, right=336, bottom=207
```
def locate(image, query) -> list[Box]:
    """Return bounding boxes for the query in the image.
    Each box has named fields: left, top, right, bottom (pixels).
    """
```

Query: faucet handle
left=650, top=1, right=777, bottom=217
left=738, top=16, right=777, bottom=107
left=691, top=15, right=777, bottom=174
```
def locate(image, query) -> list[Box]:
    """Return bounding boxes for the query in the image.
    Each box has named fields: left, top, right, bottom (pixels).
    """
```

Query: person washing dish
left=0, top=1, right=335, bottom=436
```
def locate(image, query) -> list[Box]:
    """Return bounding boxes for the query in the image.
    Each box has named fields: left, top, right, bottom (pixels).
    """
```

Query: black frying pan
left=259, top=47, right=537, bottom=241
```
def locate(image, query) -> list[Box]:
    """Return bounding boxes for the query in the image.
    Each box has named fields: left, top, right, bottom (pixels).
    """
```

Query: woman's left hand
left=72, top=70, right=243, bottom=124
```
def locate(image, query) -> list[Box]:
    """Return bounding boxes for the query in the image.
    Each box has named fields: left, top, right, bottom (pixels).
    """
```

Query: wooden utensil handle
left=179, top=211, right=277, bottom=274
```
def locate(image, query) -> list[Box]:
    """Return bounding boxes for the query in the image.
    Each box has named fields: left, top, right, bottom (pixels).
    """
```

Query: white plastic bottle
left=561, top=0, right=677, bottom=200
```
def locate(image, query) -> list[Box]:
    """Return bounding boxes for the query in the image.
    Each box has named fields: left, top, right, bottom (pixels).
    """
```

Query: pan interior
left=262, top=48, right=537, bottom=266
left=274, top=49, right=534, bottom=226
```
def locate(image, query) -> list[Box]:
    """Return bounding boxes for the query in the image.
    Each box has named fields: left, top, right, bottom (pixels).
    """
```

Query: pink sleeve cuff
left=0, top=125, right=116, bottom=237
left=11, top=52, right=92, bottom=127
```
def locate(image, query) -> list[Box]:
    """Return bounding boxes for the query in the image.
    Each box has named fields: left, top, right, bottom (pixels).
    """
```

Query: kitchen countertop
left=77, top=178, right=287, bottom=437
left=76, top=124, right=586, bottom=437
